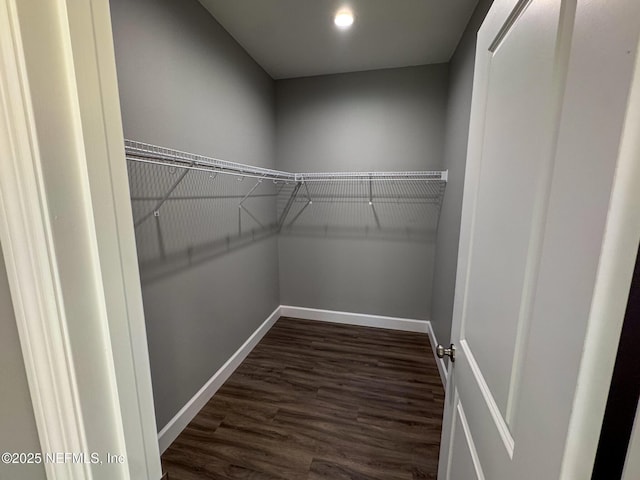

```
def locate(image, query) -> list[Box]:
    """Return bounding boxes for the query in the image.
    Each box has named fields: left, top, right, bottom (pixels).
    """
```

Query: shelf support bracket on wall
left=286, top=181, right=313, bottom=228
left=277, top=182, right=303, bottom=231
left=238, top=176, right=266, bottom=207
left=434, top=173, right=448, bottom=235
left=368, top=175, right=381, bottom=229
left=134, top=165, right=191, bottom=228
left=238, top=176, right=267, bottom=234
left=239, top=204, right=265, bottom=229
left=371, top=204, right=381, bottom=229
left=287, top=199, right=311, bottom=228
left=304, top=181, right=312, bottom=204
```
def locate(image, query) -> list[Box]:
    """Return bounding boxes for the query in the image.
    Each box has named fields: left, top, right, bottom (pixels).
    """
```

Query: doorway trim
left=1, top=0, right=639, bottom=479
left=560, top=28, right=640, bottom=479
left=0, top=0, right=161, bottom=478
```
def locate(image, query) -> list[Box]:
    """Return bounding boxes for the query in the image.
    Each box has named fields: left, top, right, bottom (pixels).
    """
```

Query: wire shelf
left=125, top=140, right=296, bottom=182
left=124, top=140, right=448, bottom=280
left=124, top=140, right=448, bottom=183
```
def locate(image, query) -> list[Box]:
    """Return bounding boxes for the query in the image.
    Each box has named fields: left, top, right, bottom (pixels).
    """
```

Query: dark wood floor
left=162, top=317, right=444, bottom=480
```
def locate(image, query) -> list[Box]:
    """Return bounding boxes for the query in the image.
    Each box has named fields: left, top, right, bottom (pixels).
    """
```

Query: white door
left=437, top=0, right=640, bottom=479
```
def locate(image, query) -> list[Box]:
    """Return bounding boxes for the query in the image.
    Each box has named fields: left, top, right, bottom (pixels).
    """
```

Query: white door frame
left=560, top=24, right=640, bottom=478
left=0, top=0, right=638, bottom=479
left=0, top=0, right=161, bottom=479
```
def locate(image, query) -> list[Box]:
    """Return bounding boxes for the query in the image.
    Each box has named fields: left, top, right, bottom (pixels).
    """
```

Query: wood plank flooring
left=161, top=317, right=444, bottom=480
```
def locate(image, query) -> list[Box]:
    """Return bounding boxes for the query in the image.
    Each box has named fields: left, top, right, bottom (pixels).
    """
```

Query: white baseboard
left=280, top=305, right=431, bottom=333
left=157, top=305, right=281, bottom=453
left=426, top=320, right=448, bottom=387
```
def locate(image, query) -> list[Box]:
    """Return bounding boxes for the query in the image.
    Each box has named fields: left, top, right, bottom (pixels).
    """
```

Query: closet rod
left=124, top=140, right=448, bottom=183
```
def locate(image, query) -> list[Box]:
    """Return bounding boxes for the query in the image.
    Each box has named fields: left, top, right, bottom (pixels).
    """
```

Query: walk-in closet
left=1, top=0, right=638, bottom=479
left=107, top=0, right=477, bottom=477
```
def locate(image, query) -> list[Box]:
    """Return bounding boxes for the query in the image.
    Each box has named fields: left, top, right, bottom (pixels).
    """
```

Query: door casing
left=0, top=0, right=639, bottom=479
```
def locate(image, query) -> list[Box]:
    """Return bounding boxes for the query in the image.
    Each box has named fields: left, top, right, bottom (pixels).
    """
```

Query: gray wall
left=0, top=245, right=46, bottom=480
left=275, top=65, right=449, bottom=319
left=430, top=0, right=494, bottom=344
left=109, top=0, right=279, bottom=429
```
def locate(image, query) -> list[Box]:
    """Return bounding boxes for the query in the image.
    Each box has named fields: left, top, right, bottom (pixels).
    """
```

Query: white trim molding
left=0, top=0, right=163, bottom=478
left=158, top=306, right=281, bottom=453
left=623, top=407, right=640, bottom=480
left=0, top=2, right=88, bottom=478
left=560, top=26, right=640, bottom=480
left=64, top=1, right=163, bottom=478
left=280, top=305, right=430, bottom=333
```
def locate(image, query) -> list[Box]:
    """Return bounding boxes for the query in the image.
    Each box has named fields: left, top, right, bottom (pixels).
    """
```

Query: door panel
left=439, top=0, right=570, bottom=478
left=457, top=340, right=514, bottom=461
left=449, top=400, right=483, bottom=480
left=463, top=0, right=562, bottom=421
left=439, top=0, right=640, bottom=478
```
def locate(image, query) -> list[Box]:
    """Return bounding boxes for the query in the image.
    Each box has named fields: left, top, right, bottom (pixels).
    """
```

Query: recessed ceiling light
left=334, top=10, right=354, bottom=29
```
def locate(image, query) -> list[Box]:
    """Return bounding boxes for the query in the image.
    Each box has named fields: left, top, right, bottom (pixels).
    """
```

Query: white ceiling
left=198, top=0, right=479, bottom=79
